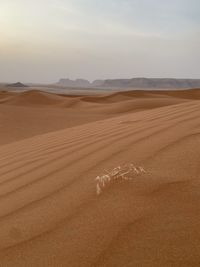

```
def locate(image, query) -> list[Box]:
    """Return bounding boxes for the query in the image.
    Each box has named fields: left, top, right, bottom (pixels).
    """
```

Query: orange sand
left=0, top=88, right=200, bottom=266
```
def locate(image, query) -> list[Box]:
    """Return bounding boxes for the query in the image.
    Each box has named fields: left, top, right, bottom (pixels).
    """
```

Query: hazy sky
left=0, top=0, right=200, bottom=83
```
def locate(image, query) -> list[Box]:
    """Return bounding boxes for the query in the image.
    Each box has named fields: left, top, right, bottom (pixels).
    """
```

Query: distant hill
left=6, top=82, right=28, bottom=87
left=57, top=78, right=200, bottom=89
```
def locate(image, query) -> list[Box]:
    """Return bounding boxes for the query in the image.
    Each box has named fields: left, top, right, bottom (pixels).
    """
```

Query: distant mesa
left=57, top=78, right=200, bottom=89
left=101, top=78, right=200, bottom=89
left=57, top=78, right=104, bottom=88
left=6, top=82, right=28, bottom=88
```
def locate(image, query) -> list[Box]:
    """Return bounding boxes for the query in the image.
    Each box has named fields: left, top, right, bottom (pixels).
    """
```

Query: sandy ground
left=0, top=87, right=200, bottom=266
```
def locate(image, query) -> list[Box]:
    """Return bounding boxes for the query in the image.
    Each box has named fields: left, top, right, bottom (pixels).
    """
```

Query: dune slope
left=0, top=99, right=200, bottom=266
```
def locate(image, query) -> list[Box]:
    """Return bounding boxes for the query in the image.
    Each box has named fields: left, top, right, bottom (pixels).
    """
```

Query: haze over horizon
left=0, top=0, right=200, bottom=83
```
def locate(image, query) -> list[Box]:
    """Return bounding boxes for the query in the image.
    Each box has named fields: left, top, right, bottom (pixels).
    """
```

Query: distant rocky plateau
left=57, top=79, right=104, bottom=88
left=57, top=78, right=200, bottom=89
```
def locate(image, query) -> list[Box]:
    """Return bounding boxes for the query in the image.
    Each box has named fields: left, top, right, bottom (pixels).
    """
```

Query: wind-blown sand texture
left=0, top=88, right=200, bottom=266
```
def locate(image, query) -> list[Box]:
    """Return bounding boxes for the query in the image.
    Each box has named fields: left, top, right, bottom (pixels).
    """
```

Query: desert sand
left=0, top=87, right=200, bottom=266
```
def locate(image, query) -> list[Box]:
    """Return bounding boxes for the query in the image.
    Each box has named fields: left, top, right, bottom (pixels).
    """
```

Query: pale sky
left=0, top=0, right=200, bottom=83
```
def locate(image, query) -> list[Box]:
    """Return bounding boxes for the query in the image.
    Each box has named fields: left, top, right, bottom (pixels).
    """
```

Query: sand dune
left=0, top=88, right=200, bottom=266
left=0, top=89, right=194, bottom=145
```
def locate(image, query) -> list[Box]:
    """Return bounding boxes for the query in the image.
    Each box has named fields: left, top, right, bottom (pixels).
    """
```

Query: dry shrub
left=95, top=164, right=146, bottom=195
